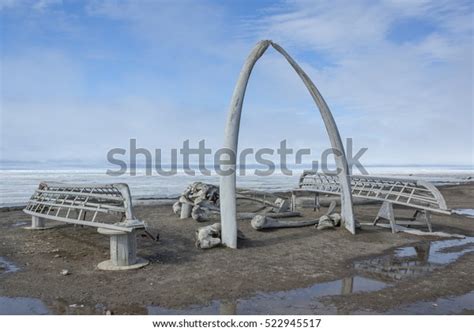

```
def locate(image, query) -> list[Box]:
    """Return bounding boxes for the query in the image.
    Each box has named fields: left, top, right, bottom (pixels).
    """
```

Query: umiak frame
left=23, top=182, right=149, bottom=270
left=293, top=172, right=451, bottom=233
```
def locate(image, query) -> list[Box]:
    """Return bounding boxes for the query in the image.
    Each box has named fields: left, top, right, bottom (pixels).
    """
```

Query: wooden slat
left=295, top=172, right=451, bottom=214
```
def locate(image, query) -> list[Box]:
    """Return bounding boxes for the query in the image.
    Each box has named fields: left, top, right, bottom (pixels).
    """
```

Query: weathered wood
left=297, top=172, right=450, bottom=214
left=374, top=201, right=397, bottom=233
left=23, top=182, right=150, bottom=270
left=97, top=227, right=149, bottom=270
left=31, top=215, right=45, bottom=228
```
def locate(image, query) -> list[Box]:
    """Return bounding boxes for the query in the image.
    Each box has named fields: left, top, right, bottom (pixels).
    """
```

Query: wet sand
left=0, top=182, right=473, bottom=314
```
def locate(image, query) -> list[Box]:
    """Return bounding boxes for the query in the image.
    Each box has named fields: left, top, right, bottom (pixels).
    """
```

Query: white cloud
left=1, top=0, right=472, bottom=166
left=240, top=0, right=473, bottom=164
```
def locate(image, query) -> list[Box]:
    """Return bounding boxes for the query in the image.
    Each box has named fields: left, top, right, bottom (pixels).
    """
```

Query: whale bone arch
left=219, top=40, right=355, bottom=248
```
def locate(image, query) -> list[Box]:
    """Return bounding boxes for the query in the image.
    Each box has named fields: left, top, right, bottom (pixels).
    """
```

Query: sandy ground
left=0, top=182, right=473, bottom=314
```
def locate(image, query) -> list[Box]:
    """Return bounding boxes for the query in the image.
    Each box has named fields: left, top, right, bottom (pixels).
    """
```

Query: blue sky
left=1, top=0, right=473, bottom=167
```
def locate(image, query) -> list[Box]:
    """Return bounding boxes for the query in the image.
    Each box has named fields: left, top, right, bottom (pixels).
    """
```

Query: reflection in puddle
left=0, top=276, right=387, bottom=315
left=147, top=276, right=388, bottom=315
left=0, top=297, right=49, bottom=315
left=0, top=256, right=20, bottom=274
left=354, top=237, right=474, bottom=280
left=453, top=209, right=474, bottom=218
left=385, top=291, right=474, bottom=314
left=2, top=238, right=472, bottom=315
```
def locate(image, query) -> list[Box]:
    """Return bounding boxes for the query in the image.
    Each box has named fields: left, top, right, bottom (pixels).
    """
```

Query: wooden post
left=23, top=216, right=53, bottom=230
left=422, top=210, right=433, bottom=232
left=374, top=201, right=397, bottom=233
left=97, top=228, right=148, bottom=271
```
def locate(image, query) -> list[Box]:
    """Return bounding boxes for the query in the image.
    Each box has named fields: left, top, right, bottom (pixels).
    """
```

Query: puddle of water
left=1, top=238, right=471, bottom=315
left=385, top=291, right=474, bottom=314
left=0, top=276, right=387, bottom=315
left=0, top=256, right=20, bottom=274
left=0, top=297, right=49, bottom=315
left=453, top=209, right=474, bottom=218
left=354, top=237, right=474, bottom=280
left=147, top=276, right=388, bottom=315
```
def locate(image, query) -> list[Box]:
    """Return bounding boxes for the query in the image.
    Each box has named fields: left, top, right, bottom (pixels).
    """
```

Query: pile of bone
left=172, top=182, right=220, bottom=222
left=172, top=182, right=295, bottom=223
left=316, top=213, right=341, bottom=230
left=195, top=223, right=246, bottom=249
left=251, top=206, right=342, bottom=231
left=174, top=182, right=341, bottom=249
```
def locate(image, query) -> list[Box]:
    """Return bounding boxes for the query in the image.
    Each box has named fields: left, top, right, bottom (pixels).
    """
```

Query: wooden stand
left=97, top=228, right=148, bottom=271
left=373, top=201, right=433, bottom=233
left=24, top=216, right=54, bottom=230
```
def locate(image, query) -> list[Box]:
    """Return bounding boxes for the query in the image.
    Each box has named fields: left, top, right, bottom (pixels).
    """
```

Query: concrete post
left=97, top=228, right=149, bottom=271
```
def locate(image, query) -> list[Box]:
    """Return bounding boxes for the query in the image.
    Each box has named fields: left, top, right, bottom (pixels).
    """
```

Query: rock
left=60, top=269, right=70, bottom=276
